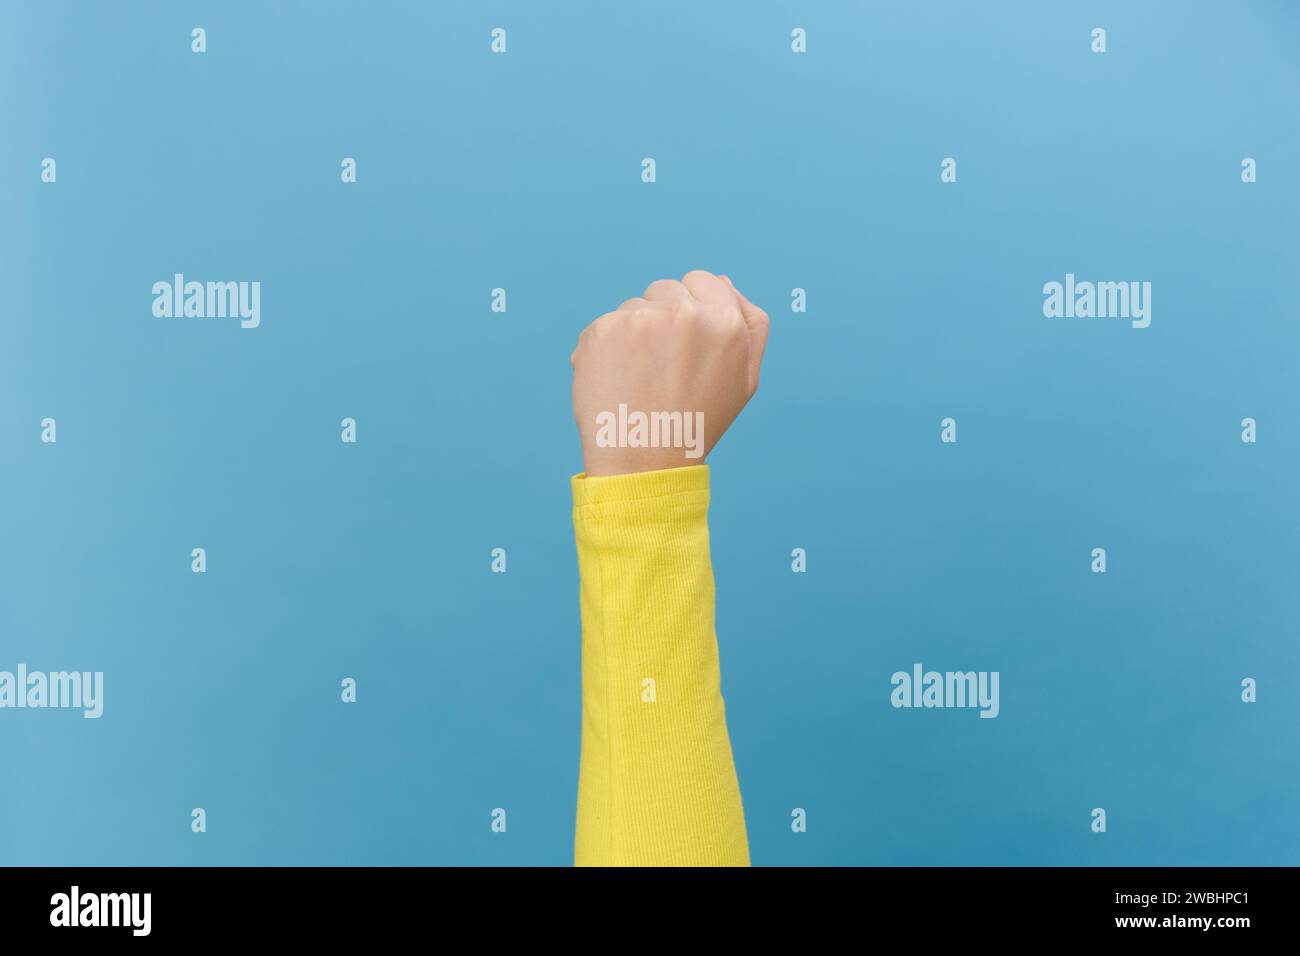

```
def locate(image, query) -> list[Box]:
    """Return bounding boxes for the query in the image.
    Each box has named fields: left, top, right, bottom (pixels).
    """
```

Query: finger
left=681, top=269, right=742, bottom=320
left=643, top=278, right=693, bottom=307
left=719, top=275, right=765, bottom=326
left=720, top=275, right=770, bottom=388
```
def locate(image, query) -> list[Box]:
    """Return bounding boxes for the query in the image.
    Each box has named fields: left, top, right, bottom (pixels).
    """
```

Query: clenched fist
left=571, top=270, right=770, bottom=477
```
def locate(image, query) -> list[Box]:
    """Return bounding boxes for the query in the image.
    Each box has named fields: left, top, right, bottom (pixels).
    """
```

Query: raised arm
left=569, top=271, right=769, bottom=866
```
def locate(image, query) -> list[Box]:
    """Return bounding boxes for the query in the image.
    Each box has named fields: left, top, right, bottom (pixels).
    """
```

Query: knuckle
left=667, top=294, right=696, bottom=317
left=717, top=308, right=747, bottom=332
left=646, top=278, right=685, bottom=297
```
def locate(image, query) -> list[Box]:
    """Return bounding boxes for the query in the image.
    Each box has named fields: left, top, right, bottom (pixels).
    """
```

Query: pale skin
left=571, top=270, right=770, bottom=476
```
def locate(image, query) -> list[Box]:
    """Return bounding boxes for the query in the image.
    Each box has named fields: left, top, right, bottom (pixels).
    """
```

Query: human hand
left=571, top=270, right=769, bottom=477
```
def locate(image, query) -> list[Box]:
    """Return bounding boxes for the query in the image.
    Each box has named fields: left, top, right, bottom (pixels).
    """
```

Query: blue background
left=3, top=0, right=1298, bottom=865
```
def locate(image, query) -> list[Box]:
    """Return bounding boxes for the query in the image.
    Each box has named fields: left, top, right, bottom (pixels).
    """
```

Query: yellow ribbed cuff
left=571, top=465, right=710, bottom=511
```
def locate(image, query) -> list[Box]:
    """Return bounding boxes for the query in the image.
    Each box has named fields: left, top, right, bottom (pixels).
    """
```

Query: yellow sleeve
left=571, top=464, right=750, bottom=866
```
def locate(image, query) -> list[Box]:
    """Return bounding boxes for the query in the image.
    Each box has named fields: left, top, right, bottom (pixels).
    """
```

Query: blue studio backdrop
left=3, top=0, right=1298, bottom=866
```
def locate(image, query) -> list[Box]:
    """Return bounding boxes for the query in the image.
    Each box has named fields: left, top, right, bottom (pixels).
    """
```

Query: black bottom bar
left=0, top=866, right=1283, bottom=941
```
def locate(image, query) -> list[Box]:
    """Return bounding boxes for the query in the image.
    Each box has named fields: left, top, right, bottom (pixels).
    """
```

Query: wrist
left=582, top=455, right=706, bottom=478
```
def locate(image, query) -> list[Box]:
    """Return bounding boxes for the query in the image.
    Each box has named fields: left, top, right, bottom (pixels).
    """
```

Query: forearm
left=572, top=465, right=750, bottom=866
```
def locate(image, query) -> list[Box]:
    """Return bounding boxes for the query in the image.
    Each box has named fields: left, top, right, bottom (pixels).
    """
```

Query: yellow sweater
left=571, top=464, right=750, bottom=866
